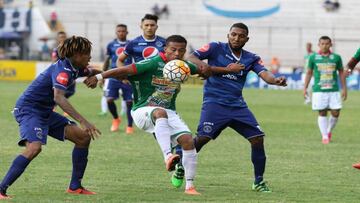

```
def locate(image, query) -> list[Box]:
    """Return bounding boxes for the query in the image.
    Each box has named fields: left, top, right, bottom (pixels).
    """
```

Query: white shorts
left=312, top=92, right=342, bottom=110
left=131, top=107, right=191, bottom=146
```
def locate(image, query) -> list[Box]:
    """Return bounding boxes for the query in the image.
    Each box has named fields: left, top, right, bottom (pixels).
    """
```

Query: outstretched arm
left=84, top=64, right=135, bottom=88
left=53, top=88, right=101, bottom=139
left=259, top=70, right=287, bottom=86
left=339, top=68, right=347, bottom=101
left=116, top=52, right=128, bottom=67
left=345, top=57, right=359, bottom=76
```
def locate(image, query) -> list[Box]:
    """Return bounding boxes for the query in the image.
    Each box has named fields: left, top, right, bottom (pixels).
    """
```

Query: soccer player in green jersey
left=344, top=47, right=360, bottom=169
left=303, top=36, right=347, bottom=144
left=84, top=35, right=226, bottom=195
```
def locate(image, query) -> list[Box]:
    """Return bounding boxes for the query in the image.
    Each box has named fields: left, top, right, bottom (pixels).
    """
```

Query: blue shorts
left=13, top=106, right=75, bottom=146
left=105, top=79, right=133, bottom=101
left=197, top=103, right=264, bottom=140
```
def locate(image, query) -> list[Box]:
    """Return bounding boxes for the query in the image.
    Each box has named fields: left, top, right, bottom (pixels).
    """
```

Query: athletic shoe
left=252, top=181, right=271, bottom=193
left=185, top=187, right=201, bottom=195
left=322, top=138, right=329, bottom=144
left=352, top=163, right=360, bottom=169
left=110, top=118, right=121, bottom=132
left=126, top=127, right=134, bottom=134
left=0, top=193, right=11, bottom=200
left=171, top=163, right=184, bottom=188
left=328, top=132, right=332, bottom=141
left=165, top=154, right=180, bottom=172
left=66, top=187, right=96, bottom=195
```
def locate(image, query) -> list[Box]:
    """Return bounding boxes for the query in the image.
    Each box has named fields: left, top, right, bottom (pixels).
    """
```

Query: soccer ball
left=163, top=59, right=191, bottom=83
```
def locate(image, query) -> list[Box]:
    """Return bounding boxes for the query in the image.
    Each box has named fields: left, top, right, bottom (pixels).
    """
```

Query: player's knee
left=249, top=136, right=264, bottom=148
left=152, top=108, right=167, bottom=119
left=194, top=136, right=210, bottom=152
left=76, top=134, right=91, bottom=147
left=24, top=143, right=42, bottom=160
left=107, top=98, right=115, bottom=103
left=331, top=110, right=340, bottom=117
left=177, top=134, right=194, bottom=150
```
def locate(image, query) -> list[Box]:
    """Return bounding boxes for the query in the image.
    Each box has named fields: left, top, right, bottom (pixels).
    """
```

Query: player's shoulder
left=330, top=52, right=341, bottom=58
left=242, top=49, right=260, bottom=60
left=55, top=59, right=74, bottom=73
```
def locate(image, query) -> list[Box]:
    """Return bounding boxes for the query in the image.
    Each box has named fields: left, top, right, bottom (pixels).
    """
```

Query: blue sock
left=251, top=146, right=266, bottom=184
left=0, top=155, right=30, bottom=193
left=175, top=145, right=182, bottom=159
left=69, top=148, right=88, bottom=190
left=126, top=101, right=133, bottom=127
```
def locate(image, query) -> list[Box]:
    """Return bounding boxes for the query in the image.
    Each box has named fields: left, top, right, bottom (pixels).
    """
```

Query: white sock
left=327, top=115, right=338, bottom=134
left=154, top=118, right=172, bottom=161
left=182, top=149, right=197, bottom=190
left=120, top=100, right=127, bottom=115
left=318, top=116, right=328, bottom=139
left=101, top=96, right=107, bottom=113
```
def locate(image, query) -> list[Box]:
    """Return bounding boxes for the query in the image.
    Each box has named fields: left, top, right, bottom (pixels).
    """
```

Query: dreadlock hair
left=58, top=36, right=92, bottom=59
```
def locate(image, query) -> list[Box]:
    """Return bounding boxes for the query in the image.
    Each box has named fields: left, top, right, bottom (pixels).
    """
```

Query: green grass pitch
left=1, top=81, right=360, bottom=202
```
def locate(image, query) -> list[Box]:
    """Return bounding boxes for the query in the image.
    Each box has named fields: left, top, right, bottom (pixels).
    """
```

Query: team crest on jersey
left=198, top=44, right=210, bottom=52
left=56, top=72, right=69, bottom=86
left=116, top=47, right=125, bottom=56
left=34, top=127, right=43, bottom=139
left=142, top=46, right=159, bottom=59
left=155, top=41, right=163, bottom=47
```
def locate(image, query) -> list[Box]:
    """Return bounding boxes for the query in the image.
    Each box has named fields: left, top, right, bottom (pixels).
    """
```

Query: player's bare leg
left=327, top=110, right=340, bottom=141
left=64, top=125, right=96, bottom=195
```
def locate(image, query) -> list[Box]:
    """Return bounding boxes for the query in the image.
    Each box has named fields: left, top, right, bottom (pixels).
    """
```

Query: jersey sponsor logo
left=116, top=47, right=125, bottom=56
left=56, top=72, right=69, bottom=86
left=198, top=44, right=210, bottom=52
left=142, top=46, right=159, bottom=59
left=222, top=73, right=238, bottom=80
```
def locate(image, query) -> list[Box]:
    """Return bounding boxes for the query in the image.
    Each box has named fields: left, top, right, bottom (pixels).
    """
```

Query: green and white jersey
left=129, top=53, right=197, bottom=111
left=308, top=52, right=343, bottom=92
left=353, top=47, right=360, bottom=61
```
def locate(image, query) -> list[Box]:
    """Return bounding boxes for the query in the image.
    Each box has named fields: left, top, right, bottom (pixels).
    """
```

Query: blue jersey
left=106, top=39, right=132, bottom=68
left=16, top=59, right=90, bottom=114
left=124, top=35, right=165, bottom=62
left=194, top=42, right=267, bottom=108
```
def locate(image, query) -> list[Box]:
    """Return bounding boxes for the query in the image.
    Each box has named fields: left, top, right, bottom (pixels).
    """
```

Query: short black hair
left=141, top=14, right=159, bottom=23
left=116, top=24, right=127, bottom=29
left=230, top=23, right=249, bottom=35
left=165, top=35, right=187, bottom=46
left=319, top=36, right=332, bottom=42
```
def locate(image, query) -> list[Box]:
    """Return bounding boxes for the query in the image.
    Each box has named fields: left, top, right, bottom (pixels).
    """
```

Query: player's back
left=124, top=35, right=166, bottom=62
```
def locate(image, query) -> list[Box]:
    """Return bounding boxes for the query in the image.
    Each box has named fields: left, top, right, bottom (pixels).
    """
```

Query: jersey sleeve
left=185, top=60, right=198, bottom=75
left=78, top=67, right=91, bottom=77
left=251, top=56, right=267, bottom=75
left=193, top=42, right=217, bottom=60
left=353, top=48, right=360, bottom=61
left=52, top=70, right=72, bottom=91
left=336, top=55, right=343, bottom=70
left=106, top=42, right=111, bottom=56
left=307, top=54, right=315, bottom=70
left=132, top=58, right=157, bottom=74
left=123, top=41, right=134, bottom=56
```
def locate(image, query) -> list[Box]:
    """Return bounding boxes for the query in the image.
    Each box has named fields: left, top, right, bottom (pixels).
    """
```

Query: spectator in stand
left=0, top=48, right=6, bottom=60
left=152, top=3, right=161, bottom=16
left=7, top=42, right=20, bottom=60
left=323, top=0, right=340, bottom=12
left=161, top=4, right=169, bottom=19
left=270, top=57, right=280, bottom=74
left=50, top=10, right=58, bottom=30
left=41, top=41, right=50, bottom=61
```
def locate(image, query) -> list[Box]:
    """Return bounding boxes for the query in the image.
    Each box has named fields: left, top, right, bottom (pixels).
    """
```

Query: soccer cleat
left=352, top=163, right=360, bottom=169
left=165, top=154, right=180, bottom=172
left=126, top=126, right=134, bottom=134
left=171, top=163, right=184, bottom=188
left=185, top=187, right=201, bottom=195
left=66, top=187, right=96, bottom=195
left=0, top=192, right=11, bottom=200
left=322, top=138, right=329, bottom=144
left=110, top=118, right=121, bottom=132
left=328, top=132, right=332, bottom=141
left=252, top=181, right=271, bottom=193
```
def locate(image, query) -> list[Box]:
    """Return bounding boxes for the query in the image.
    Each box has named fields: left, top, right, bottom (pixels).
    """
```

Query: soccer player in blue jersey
left=103, top=24, right=134, bottom=133
left=116, top=14, right=166, bottom=66
left=0, top=36, right=101, bottom=200
left=187, top=23, right=287, bottom=193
